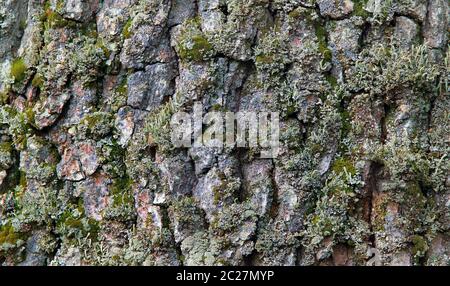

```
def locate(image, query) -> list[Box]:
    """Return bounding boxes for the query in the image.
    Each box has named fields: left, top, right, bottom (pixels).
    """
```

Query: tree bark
left=0, top=0, right=448, bottom=266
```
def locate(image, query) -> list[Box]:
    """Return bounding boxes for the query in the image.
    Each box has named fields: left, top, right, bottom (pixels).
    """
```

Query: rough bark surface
left=0, top=0, right=448, bottom=266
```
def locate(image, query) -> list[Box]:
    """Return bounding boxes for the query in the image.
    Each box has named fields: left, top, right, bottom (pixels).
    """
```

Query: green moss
left=24, top=108, right=36, bottom=127
left=325, top=74, right=338, bottom=88
left=0, top=141, right=13, bottom=153
left=79, top=112, right=113, bottom=139
left=41, top=4, right=78, bottom=30
left=332, top=157, right=356, bottom=176
left=353, top=0, right=370, bottom=18
left=340, top=109, right=351, bottom=136
left=116, top=79, right=128, bottom=95
left=109, top=140, right=126, bottom=162
left=178, top=34, right=214, bottom=62
left=122, top=19, right=133, bottom=39
left=0, top=222, right=26, bottom=251
left=0, top=225, right=18, bottom=244
left=405, top=181, right=426, bottom=211
left=45, top=9, right=65, bottom=28
left=10, top=58, right=27, bottom=83
left=211, top=103, right=226, bottom=111
left=302, top=168, right=368, bottom=260
left=318, top=217, right=334, bottom=236
left=287, top=9, right=302, bottom=19
left=379, top=0, right=393, bottom=21
left=48, top=11, right=68, bottom=28
left=111, top=77, right=128, bottom=112
left=212, top=183, right=227, bottom=204
left=110, top=175, right=134, bottom=207
left=255, top=54, right=274, bottom=64
left=57, top=199, right=100, bottom=240
left=412, top=235, right=428, bottom=259
left=96, top=40, right=111, bottom=59
left=19, top=19, right=27, bottom=30
left=83, top=114, right=102, bottom=129
left=175, top=17, right=215, bottom=62
left=43, top=0, right=51, bottom=11
left=63, top=215, right=83, bottom=229
left=56, top=0, right=65, bottom=11
left=314, top=23, right=332, bottom=63
left=0, top=90, right=9, bottom=104
left=104, top=173, right=136, bottom=222
left=31, top=73, right=44, bottom=89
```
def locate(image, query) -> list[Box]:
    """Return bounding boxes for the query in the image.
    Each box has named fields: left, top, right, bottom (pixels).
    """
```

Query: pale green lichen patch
left=144, top=99, right=177, bottom=154
left=301, top=169, right=369, bottom=264
left=347, top=44, right=440, bottom=96
left=254, top=29, right=290, bottom=77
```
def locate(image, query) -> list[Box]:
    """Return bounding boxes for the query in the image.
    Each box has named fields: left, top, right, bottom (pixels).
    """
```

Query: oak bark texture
left=0, top=0, right=448, bottom=266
